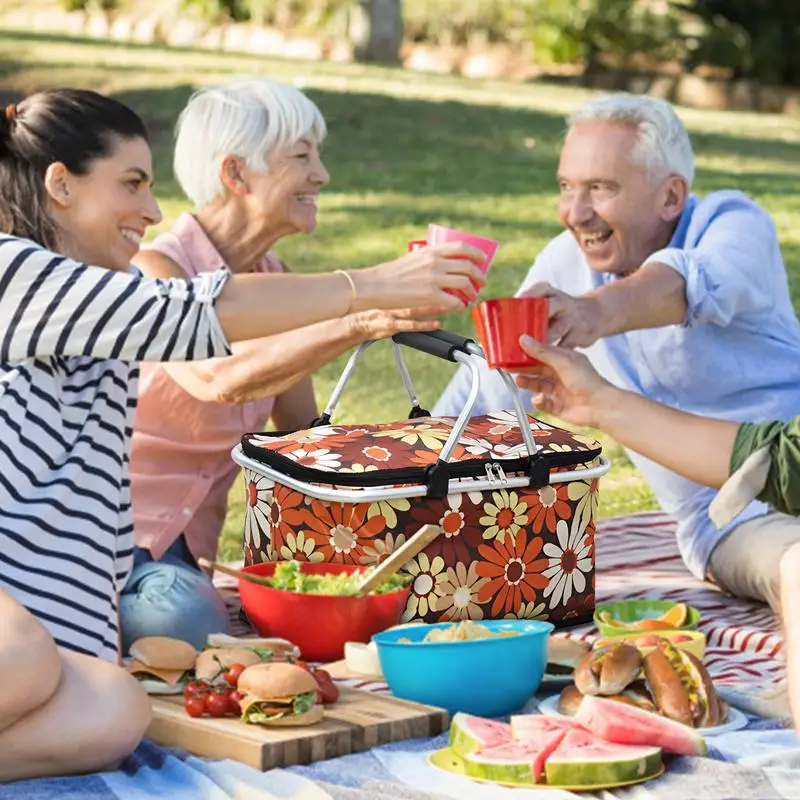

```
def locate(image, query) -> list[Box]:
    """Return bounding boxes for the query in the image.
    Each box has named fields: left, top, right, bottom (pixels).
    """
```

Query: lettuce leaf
left=293, top=691, right=317, bottom=715
left=241, top=703, right=288, bottom=724
left=242, top=692, right=317, bottom=724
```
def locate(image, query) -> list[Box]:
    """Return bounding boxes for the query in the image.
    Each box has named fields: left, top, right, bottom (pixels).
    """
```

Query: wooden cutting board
left=147, top=687, right=449, bottom=771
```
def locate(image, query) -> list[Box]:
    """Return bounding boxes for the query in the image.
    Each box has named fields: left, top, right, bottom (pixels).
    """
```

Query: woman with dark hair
left=0, top=88, right=484, bottom=778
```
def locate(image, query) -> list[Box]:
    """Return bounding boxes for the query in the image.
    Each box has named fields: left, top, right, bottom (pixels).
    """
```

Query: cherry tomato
left=184, top=680, right=209, bottom=699
left=205, top=691, right=230, bottom=718
left=185, top=696, right=206, bottom=718
left=294, top=659, right=310, bottom=671
left=315, top=678, right=340, bottom=705
left=223, top=663, right=246, bottom=688
left=227, top=690, right=244, bottom=716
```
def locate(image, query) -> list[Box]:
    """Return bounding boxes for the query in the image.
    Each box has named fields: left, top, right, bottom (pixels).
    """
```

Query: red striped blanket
left=216, top=511, right=785, bottom=695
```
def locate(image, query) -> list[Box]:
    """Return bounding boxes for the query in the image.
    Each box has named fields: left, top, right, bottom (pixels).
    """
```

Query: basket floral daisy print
left=238, top=411, right=607, bottom=628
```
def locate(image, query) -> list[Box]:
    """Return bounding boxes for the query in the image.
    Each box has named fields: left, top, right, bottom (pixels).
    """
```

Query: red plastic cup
left=408, top=239, right=427, bottom=252
left=426, top=224, right=499, bottom=305
left=471, top=297, right=549, bottom=369
left=238, top=561, right=411, bottom=662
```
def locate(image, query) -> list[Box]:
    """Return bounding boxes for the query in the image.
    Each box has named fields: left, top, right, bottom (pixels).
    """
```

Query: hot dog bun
left=574, top=642, right=643, bottom=696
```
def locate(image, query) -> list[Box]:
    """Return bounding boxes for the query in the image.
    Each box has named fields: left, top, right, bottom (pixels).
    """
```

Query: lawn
left=1, top=30, right=800, bottom=560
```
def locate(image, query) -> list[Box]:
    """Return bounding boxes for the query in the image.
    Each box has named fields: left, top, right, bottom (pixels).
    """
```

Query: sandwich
left=194, top=646, right=269, bottom=684
left=559, top=637, right=726, bottom=727
left=126, top=636, right=197, bottom=693
left=205, top=633, right=300, bottom=660
left=237, top=663, right=324, bottom=726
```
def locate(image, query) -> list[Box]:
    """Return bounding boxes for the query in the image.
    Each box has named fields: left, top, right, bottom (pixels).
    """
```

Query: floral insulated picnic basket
left=232, top=331, right=610, bottom=628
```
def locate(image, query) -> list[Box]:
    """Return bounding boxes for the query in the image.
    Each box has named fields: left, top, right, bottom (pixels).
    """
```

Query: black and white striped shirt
left=0, top=235, right=232, bottom=660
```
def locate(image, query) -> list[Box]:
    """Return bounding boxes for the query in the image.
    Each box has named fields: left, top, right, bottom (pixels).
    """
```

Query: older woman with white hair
left=121, top=78, right=481, bottom=651
left=435, top=91, right=800, bottom=613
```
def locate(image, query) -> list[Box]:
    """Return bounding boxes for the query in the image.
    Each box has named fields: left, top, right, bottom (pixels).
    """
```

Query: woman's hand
left=349, top=308, right=442, bottom=341
left=514, top=336, right=617, bottom=428
left=354, top=242, right=488, bottom=313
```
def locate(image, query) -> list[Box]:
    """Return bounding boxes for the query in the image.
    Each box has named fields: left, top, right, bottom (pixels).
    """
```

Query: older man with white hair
left=435, top=93, right=800, bottom=612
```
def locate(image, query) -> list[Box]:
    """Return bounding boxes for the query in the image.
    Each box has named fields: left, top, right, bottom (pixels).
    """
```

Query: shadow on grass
left=112, top=84, right=568, bottom=200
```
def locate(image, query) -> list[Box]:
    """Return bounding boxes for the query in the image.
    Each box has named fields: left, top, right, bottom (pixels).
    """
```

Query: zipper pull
left=484, top=463, right=497, bottom=486
left=494, top=464, right=508, bottom=485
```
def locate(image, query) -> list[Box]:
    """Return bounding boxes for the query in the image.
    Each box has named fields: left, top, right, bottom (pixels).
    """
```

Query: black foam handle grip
left=427, top=330, right=475, bottom=348
left=391, top=331, right=471, bottom=362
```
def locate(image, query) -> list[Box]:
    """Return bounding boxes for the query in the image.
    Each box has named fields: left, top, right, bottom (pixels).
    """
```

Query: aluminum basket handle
left=312, top=332, right=543, bottom=495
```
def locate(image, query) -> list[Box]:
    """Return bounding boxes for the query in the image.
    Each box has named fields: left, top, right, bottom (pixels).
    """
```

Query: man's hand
left=349, top=308, right=441, bottom=341
left=521, top=282, right=606, bottom=349
left=514, top=336, right=617, bottom=428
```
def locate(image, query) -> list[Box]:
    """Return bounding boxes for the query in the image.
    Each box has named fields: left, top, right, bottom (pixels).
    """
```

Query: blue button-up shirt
left=434, top=191, right=800, bottom=578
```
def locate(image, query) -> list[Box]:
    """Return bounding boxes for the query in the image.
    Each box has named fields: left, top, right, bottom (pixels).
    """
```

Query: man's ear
left=661, top=175, right=689, bottom=222
left=220, top=155, right=249, bottom=196
left=43, top=162, right=72, bottom=208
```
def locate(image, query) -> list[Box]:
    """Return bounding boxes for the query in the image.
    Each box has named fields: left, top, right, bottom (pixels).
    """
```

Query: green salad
left=270, top=560, right=411, bottom=596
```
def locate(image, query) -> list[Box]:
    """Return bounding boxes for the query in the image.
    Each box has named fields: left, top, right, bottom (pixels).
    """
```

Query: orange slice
left=657, top=602, right=688, bottom=628
left=631, top=619, right=673, bottom=631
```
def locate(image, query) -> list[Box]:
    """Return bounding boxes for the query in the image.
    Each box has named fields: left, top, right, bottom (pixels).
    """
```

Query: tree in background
left=679, top=0, right=800, bottom=86
left=349, top=0, right=403, bottom=63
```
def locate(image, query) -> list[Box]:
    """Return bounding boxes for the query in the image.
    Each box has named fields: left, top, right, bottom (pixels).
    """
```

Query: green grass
left=2, top=30, right=799, bottom=560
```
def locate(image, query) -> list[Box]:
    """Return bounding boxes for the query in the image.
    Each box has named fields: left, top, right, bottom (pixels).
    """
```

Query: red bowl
left=238, top=562, right=411, bottom=663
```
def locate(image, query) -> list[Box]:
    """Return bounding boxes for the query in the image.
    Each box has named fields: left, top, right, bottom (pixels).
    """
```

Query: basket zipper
left=240, top=437, right=600, bottom=489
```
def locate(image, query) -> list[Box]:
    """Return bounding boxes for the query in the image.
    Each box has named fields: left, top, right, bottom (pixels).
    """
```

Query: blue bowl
left=372, top=619, right=554, bottom=718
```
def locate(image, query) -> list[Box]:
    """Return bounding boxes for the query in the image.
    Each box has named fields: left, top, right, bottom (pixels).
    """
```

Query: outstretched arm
left=514, top=337, right=738, bottom=489
left=0, top=237, right=485, bottom=363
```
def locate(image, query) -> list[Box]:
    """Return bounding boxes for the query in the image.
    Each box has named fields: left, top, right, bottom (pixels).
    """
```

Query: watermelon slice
left=511, top=713, right=586, bottom=742
left=449, top=712, right=512, bottom=757
left=575, top=695, right=707, bottom=756
left=463, top=733, right=567, bottom=785
left=544, top=729, right=663, bottom=786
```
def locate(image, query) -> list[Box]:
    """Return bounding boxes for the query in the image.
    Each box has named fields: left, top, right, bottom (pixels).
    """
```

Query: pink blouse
left=130, top=213, right=281, bottom=563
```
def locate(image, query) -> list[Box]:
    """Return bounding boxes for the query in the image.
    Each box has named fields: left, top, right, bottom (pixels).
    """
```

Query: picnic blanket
left=4, top=511, right=800, bottom=800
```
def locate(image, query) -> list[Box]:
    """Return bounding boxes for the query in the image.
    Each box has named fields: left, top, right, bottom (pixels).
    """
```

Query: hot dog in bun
left=562, top=636, right=726, bottom=728
left=574, top=642, right=643, bottom=696
left=643, top=639, right=726, bottom=727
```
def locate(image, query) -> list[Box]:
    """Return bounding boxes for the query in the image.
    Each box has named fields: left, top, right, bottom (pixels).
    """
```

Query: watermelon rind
left=449, top=712, right=511, bottom=757
left=463, top=752, right=535, bottom=786
left=575, top=695, right=707, bottom=756
left=544, top=743, right=662, bottom=787
left=463, top=740, right=550, bottom=785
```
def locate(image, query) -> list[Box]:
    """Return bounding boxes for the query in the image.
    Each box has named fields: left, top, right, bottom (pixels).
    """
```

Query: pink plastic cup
left=426, top=224, right=499, bottom=305
left=471, top=297, right=549, bottom=369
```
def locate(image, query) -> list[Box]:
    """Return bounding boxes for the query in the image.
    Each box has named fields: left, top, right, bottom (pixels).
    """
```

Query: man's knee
left=780, top=541, right=800, bottom=585
left=120, top=562, right=230, bottom=652
left=708, top=513, right=800, bottom=611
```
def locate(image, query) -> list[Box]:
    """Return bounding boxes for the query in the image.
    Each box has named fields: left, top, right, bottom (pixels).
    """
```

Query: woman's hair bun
left=0, top=103, right=17, bottom=158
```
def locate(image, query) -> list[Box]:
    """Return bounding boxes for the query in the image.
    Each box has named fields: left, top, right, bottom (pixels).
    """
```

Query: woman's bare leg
left=0, top=589, right=152, bottom=782
left=0, top=589, right=61, bottom=731
left=0, top=649, right=152, bottom=782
